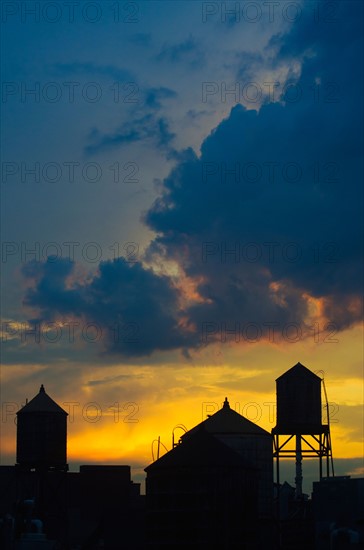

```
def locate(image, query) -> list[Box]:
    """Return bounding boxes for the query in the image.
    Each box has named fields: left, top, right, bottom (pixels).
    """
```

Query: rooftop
left=182, top=397, right=271, bottom=438
left=17, top=385, right=68, bottom=415
left=145, top=425, right=256, bottom=472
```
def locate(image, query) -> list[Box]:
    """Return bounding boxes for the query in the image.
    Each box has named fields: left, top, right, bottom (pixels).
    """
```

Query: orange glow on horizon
left=1, top=325, right=362, bottom=476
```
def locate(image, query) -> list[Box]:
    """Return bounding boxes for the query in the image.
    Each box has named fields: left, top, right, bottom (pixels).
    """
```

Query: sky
left=1, top=0, right=363, bottom=493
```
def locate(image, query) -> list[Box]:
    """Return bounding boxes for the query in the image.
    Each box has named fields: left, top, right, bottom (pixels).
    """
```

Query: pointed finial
left=39, top=384, right=45, bottom=393
left=223, top=397, right=230, bottom=408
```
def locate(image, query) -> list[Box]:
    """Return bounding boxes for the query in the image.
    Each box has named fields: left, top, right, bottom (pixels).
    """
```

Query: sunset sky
left=1, top=1, right=363, bottom=492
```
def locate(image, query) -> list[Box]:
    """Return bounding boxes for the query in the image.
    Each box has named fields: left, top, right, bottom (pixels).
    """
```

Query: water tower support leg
left=274, top=434, right=281, bottom=550
left=326, top=435, right=330, bottom=477
left=319, top=433, right=323, bottom=479
left=295, top=435, right=302, bottom=498
left=276, top=435, right=280, bottom=488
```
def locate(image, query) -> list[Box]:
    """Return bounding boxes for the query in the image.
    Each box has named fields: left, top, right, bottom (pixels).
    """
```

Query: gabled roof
left=145, top=426, right=256, bottom=472
left=17, top=385, right=68, bottom=415
left=182, top=398, right=271, bottom=438
left=276, top=362, right=321, bottom=381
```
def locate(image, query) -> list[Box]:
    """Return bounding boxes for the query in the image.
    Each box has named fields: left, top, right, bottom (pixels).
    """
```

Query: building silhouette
left=0, top=386, right=144, bottom=550
left=182, top=397, right=273, bottom=520
left=1, top=367, right=363, bottom=549
left=313, top=476, right=364, bottom=550
left=145, top=397, right=273, bottom=548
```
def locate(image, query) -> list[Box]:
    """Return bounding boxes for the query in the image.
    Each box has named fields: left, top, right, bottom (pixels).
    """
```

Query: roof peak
left=223, top=397, right=230, bottom=409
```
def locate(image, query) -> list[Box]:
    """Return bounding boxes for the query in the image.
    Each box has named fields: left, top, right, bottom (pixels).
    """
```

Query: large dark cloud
left=145, top=1, right=363, bottom=331
left=22, top=2, right=363, bottom=355
left=22, top=258, right=198, bottom=356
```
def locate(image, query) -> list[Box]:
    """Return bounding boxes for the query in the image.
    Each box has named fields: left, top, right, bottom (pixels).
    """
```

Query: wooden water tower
left=272, top=363, right=334, bottom=498
left=15, top=385, right=69, bottom=543
left=16, top=384, right=68, bottom=471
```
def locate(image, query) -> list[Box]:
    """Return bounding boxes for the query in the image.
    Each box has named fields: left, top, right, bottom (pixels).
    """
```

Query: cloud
left=83, top=84, right=177, bottom=156
left=85, top=373, right=146, bottom=386
left=51, top=63, right=177, bottom=156
left=22, top=258, right=198, bottom=357
left=156, top=34, right=206, bottom=68
left=186, top=109, right=213, bottom=121
left=145, top=87, right=177, bottom=110
left=21, top=2, right=363, bottom=357
left=85, top=113, right=176, bottom=156
left=145, top=1, right=363, bottom=333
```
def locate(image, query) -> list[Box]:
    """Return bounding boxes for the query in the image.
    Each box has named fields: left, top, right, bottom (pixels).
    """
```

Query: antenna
left=321, top=375, right=335, bottom=477
left=151, top=437, right=168, bottom=461
left=315, top=369, right=335, bottom=476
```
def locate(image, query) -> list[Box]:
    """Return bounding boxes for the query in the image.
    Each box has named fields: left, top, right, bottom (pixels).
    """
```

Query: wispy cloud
left=156, top=34, right=206, bottom=68
left=85, top=113, right=175, bottom=156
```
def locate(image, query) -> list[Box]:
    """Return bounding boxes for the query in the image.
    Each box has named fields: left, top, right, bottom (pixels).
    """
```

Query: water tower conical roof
left=276, top=362, right=321, bottom=381
left=17, top=385, right=68, bottom=415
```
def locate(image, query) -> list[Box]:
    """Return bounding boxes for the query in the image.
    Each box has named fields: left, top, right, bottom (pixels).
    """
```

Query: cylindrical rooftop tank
left=16, top=385, right=68, bottom=469
left=274, top=362, right=322, bottom=434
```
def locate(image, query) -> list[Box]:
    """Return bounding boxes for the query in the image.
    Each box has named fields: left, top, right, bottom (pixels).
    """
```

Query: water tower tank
left=274, top=362, right=322, bottom=434
left=16, top=385, right=68, bottom=469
